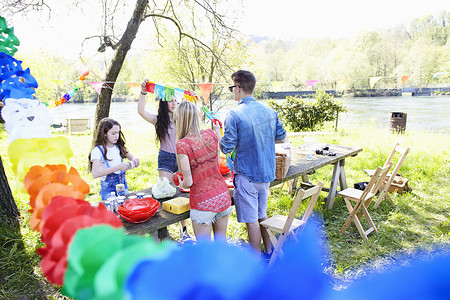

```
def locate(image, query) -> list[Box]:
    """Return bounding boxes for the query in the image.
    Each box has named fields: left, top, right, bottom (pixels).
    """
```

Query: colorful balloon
left=125, top=240, right=263, bottom=300
left=0, top=53, right=38, bottom=100
left=2, top=98, right=52, bottom=143
left=7, top=137, right=73, bottom=185
left=64, top=225, right=175, bottom=299
left=0, top=16, right=20, bottom=56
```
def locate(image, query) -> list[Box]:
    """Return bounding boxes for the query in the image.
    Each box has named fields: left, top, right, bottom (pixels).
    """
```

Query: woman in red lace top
left=174, top=101, right=232, bottom=241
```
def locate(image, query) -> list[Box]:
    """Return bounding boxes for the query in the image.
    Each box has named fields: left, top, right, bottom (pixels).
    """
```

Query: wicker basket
left=275, top=148, right=291, bottom=180
left=386, top=174, right=411, bottom=194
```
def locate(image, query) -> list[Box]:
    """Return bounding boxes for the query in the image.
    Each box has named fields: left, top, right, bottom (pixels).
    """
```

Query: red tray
left=117, top=197, right=160, bottom=223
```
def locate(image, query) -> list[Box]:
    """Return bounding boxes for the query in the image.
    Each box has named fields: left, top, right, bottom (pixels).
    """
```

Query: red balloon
left=38, top=208, right=122, bottom=285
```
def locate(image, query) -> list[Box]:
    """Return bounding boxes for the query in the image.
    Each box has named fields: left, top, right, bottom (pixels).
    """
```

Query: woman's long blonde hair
left=173, top=101, right=202, bottom=140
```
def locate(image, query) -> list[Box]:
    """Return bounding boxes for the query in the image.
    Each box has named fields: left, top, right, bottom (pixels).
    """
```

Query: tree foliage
left=253, top=10, right=449, bottom=90
left=268, top=90, right=346, bottom=131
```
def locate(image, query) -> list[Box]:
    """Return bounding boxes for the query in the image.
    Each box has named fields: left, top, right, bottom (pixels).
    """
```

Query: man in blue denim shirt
left=214, top=70, right=286, bottom=256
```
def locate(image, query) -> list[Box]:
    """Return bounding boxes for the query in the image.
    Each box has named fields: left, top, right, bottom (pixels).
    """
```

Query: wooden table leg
left=290, top=176, right=299, bottom=196
left=326, top=159, right=343, bottom=209
left=158, top=227, right=170, bottom=240
left=149, top=227, right=171, bottom=242
left=338, top=159, right=347, bottom=191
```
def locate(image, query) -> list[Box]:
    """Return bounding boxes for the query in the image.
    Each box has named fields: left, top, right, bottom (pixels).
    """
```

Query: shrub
left=268, top=90, right=346, bottom=131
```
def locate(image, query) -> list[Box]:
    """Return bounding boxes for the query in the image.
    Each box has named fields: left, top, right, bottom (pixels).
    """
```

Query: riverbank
left=42, top=95, right=450, bottom=134
left=265, top=87, right=450, bottom=99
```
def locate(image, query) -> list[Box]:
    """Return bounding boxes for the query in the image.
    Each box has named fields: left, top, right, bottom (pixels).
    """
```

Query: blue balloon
left=125, top=240, right=263, bottom=300
left=336, top=251, right=450, bottom=300
left=0, top=52, right=38, bottom=100
left=244, top=218, right=333, bottom=300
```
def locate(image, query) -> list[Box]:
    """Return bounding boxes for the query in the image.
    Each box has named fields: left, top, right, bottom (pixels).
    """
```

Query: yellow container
left=162, top=197, right=190, bottom=214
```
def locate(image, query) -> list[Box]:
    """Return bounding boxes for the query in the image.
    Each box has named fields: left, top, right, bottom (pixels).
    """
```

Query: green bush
left=268, top=90, right=346, bottom=131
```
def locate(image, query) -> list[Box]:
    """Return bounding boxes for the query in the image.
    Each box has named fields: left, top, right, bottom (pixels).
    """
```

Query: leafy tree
left=2, top=0, right=238, bottom=138
left=268, top=90, right=346, bottom=131
left=142, top=1, right=248, bottom=112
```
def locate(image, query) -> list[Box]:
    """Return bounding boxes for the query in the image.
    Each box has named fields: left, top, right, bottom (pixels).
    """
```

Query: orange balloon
left=24, top=165, right=53, bottom=191
left=30, top=183, right=87, bottom=232
left=24, top=165, right=89, bottom=212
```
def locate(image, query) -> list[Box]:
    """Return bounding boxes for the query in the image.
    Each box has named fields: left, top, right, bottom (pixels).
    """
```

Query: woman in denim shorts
left=138, top=80, right=192, bottom=237
left=174, top=102, right=232, bottom=241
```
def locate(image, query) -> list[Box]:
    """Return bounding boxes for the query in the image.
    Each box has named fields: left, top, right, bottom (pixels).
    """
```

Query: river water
left=48, top=95, right=450, bottom=134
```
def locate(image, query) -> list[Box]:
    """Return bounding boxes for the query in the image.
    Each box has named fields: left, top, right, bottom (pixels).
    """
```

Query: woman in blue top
left=89, top=118, right=140, bottom=201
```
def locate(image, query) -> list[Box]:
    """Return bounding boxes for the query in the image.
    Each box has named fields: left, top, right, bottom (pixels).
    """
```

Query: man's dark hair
left=231, top=70, right=256, bottom=94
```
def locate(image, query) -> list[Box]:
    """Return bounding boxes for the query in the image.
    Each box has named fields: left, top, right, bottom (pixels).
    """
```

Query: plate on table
left=117, top=197, right=160, bottom=223
left=117, top=211, right=152, bottom=223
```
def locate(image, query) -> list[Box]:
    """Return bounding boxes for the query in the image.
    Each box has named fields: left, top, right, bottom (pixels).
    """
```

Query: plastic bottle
left=106, top=191, right=117, bottom=212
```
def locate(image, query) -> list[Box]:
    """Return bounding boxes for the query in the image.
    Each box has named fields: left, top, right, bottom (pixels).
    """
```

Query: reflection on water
left=48, top=95, right=450, bottom=133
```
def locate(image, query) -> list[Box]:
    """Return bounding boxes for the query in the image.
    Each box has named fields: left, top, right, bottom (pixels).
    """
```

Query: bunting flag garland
left=127, top=82, right=140, bottom=89
left=45, top=70, right=89, bottom=108
left=402, top=75, right=411, bottom=86
left=432, top=72, right=449, bottom=79
left=89, top=81, right=104, bottom=95
left=306, top=80, right=320, bottom=90
left=198, top=83, right=214, bottom=105
left=145, top=81, right=199, bottom=102
left=370, top=76, right=384, bottom=89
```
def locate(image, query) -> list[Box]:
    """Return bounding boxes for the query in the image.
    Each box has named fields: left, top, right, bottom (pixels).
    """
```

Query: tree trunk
left=0, top=155, right=19, bottom=220
left=93, top=0, right=149, bottom=136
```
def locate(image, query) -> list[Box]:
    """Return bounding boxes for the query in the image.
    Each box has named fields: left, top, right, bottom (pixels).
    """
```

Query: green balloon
left=63, top=225, right=175, bottom=300
left=0, top=16, right=20, bottom=56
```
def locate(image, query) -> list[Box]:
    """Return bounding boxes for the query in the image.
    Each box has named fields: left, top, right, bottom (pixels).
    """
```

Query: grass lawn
left=1, top=124, right=449, bottom=299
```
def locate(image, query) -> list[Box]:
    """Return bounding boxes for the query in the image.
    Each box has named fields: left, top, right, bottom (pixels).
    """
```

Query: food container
left=162, top=197, right=190, bottom=214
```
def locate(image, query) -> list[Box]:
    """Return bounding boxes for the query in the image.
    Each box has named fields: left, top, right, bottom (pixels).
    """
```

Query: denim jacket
left=220, top=97, right=286, bottom=182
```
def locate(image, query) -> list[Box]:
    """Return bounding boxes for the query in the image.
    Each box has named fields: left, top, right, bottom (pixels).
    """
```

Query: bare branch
left=0, top=0, right=50, bottom=15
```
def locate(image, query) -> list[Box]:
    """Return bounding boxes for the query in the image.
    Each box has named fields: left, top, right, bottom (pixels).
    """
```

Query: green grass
left=1, top=125, right=449, bottom=298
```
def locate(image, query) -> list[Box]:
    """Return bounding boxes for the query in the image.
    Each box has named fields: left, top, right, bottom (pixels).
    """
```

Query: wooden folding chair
left=261, top=181, right=323, bottom=267
left=339, top=164, right=391, bottom=241
left=365, top=143, right=410, bottom=208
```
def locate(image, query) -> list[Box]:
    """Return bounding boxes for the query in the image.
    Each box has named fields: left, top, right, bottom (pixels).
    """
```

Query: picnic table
left=272, top=143, right=362, bottom=209
left=122, top=143, right=362, bottom=239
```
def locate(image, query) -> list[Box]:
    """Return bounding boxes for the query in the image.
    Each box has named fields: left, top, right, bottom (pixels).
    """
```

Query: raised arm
left=138, top=80, right=157, bottom=125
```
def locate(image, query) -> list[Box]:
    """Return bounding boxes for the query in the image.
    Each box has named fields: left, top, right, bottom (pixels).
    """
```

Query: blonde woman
left=173, top=101, right=232, bottom=241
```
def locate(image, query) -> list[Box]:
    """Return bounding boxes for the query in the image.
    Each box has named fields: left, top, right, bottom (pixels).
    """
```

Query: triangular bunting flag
left=76, top=63, right=89, bottom=77
left=306, top=80, right=319, bottom=90
left=127, top=82, right=140, bottom=89
left=198, top=83, right=214, bottom=105
left=401, top=75, right=411, bottom=86
left=89, top=82, right=104, bottom=95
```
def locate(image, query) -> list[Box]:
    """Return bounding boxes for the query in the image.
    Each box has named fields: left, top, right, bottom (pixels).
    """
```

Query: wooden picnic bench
left=122, top=143, right=362, bottom=239
left=122, top=188, right=233, bottom=241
